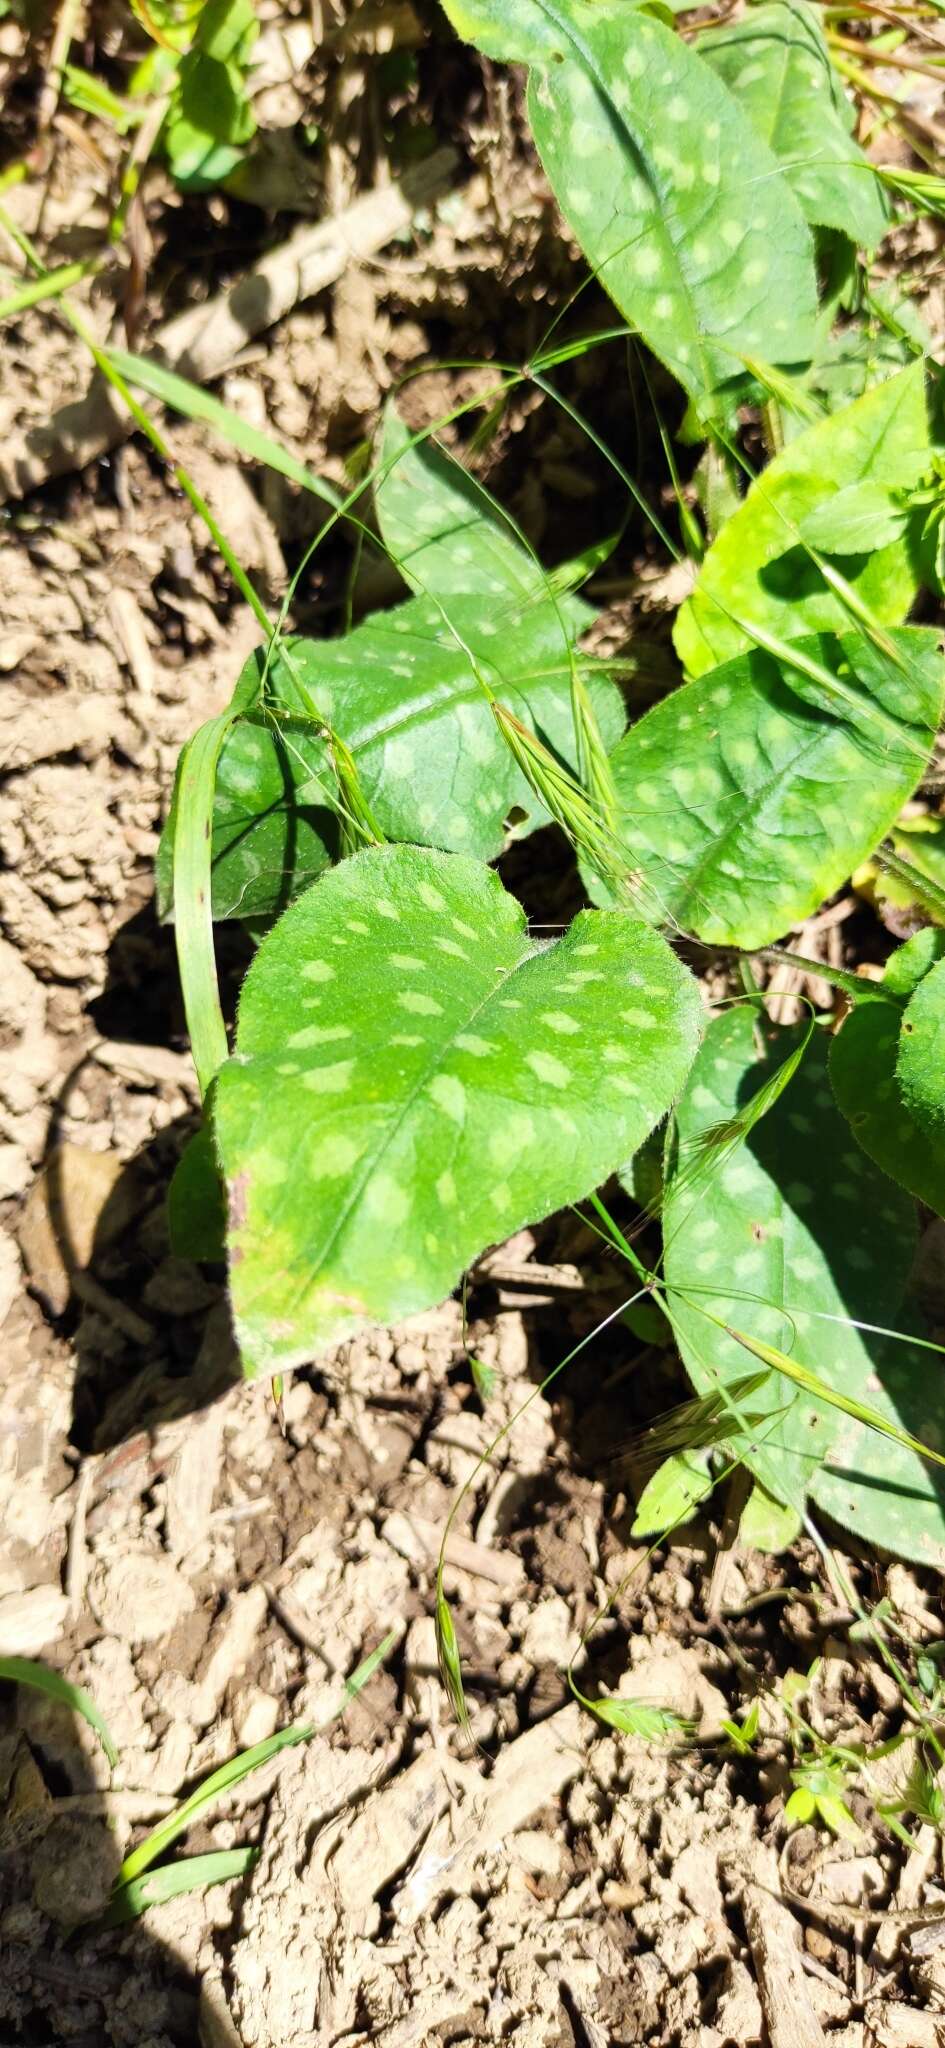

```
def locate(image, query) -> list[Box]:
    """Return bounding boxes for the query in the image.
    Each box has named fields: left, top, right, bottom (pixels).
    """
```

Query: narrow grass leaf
left=102, top=1847, right=258, bottom=1927
left=106, top=348, right=343, bottom=512
left=118, top=1722, right=314, bottom=1885
left=0, top=1658, right=119, bottom=1770
left=173, top=679, right=260, bottom=1093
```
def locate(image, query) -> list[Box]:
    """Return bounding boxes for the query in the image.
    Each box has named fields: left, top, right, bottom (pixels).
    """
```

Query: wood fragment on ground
left=0, top=147, right=459, bottom=505
left=381, top=1510, right=525, bottom=1589
left=869, top=1823, right=939, bottom=1969
left=732, top=1844, right=828, bottom=2048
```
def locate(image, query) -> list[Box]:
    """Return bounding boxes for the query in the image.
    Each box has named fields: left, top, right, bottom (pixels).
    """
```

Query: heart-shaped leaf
left=158, top=593, right=624, bottom=921
left=596, top=627, right=944, bottom=947
left=214, top=844, right=704, bottom=1378
left=698, top=0, right=888, bottom=249
left=663, top=1010, right=945, bottom=1567
left=676, top=361, right=942, bottom=675
left=440, top=0, right=818, bottom=401
left=898, top=954, right=945, bottom=1143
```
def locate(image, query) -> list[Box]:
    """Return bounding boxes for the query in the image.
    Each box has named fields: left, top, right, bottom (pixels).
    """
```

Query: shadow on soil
left=0, top=1693, right=205, bottom=2047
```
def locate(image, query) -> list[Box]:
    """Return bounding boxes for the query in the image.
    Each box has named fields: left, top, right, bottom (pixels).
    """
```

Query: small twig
left=869, top=1824, right=940, bottom=1967
left=829, top=30, right=945, bottom=78
left=71, top=1271, right=155, bottom=1346
left=706, top=1464, right=752, bottom=1618
left=65, top=1458, right=94, bottom=1619
left=55, top=1790, right=178, bottom=1819
left=735, top=1844, right=828, bottom=2048
left=36, top=0, right=82, bottom=135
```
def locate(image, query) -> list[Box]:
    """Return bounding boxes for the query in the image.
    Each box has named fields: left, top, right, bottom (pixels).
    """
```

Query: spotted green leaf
left=440, top=0, right=817, bottom=401
left=214, top=843, right=703, bottom=1378
left=158, top=593, right=623, bottom=922
left=698, top=0, right=888, bottom=250
left=598, top=627, right=944, bottom=948
left=377, top=403, right=575, bottom=609
left=898, top=955, right=945, bottom=1146
left=676, top=361, right=942, bottom=675
left=436, top=0, right=568, bottom=62
left=829, top=937, right=945, bottom=1219
left=663, top=1011, right=945, bottom=1568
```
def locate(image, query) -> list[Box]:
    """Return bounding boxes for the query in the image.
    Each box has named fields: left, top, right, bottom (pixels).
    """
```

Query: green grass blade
left=118, top=1631, right=397, bottom=1886
left=0, top=1657, right=119, bottom=1770
left=718, top=1317, right=945, bottom=1477
left=345, top=1628, right=400, bottom=1700
left=102, top=1848, right=258, bottom=1927
left=174, top=718, right=241, bottom=1095
left=0, top=259, right=96, bottom=322
left=118, top=1721, right=314, bottom=1886
left=106, top=349, right=343, bottom=514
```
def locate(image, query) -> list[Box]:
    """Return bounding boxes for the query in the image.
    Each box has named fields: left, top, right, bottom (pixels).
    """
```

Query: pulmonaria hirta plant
left=163, top=0, right=945, bottom=1568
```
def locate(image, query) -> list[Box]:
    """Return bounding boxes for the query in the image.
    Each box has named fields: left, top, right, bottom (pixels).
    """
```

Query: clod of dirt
left=621, top=1637, right=730, bottom=1739
left=87, top=1545, right=197, bottom=1645
left=0, top=1584, right=69, bottom=1656
left=29, top=1814, right=116, bottom=1924
left=17, top=1142, right=139, bottom=1315
left=0, top=1733, right=53, bottom=1853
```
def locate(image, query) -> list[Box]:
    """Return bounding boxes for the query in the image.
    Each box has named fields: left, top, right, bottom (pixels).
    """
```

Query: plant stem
left=754, top=948, right=888, bottom=1003
left=829, top=30, right=945, bottom=77
left=0, top=257, right=98, bottom=322
left=876, top=843, right=945, bottom=923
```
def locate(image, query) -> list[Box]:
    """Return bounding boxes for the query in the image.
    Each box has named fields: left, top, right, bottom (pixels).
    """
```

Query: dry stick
left=36, top=0, right=83, bottom=135
left=832, top=50, right=945, bottom=155
left=733, top=1844, right=828, bottom=2048
left=0, top=146, right=459, bottom=505
left=829, top=31, right=945, bottom=78
left=705, top=1463, right=752, bottom=1618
